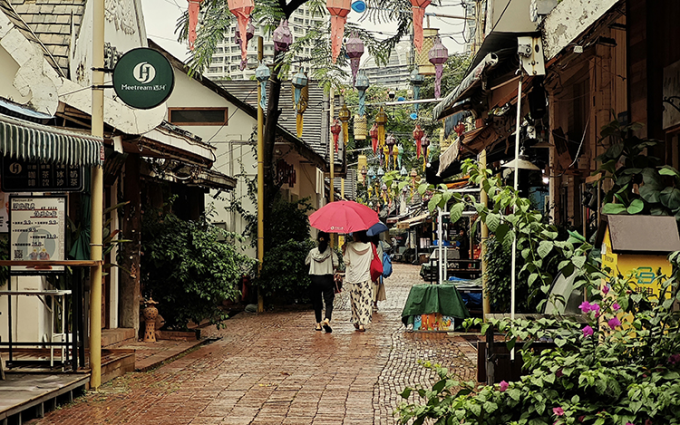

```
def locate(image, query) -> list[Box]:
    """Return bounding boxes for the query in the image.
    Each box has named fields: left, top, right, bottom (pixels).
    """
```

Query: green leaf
left=627, top=198, right=645, bottom=214
left=659, top=165, right=680, bottom=177
left=601, top=203, right=627, bottom=214
left=640, top=184, right=661, bottom=203
left=537, top=241, right=553, bottom=258
left=400, top=387, right=412, bottom=399
left=450, top=202, right=465, bottom=223
left=572, top=255, right=586, bottom=269
left=606, top=143, right=624, bottom=159
left=660, top=187, right=680, bottom=210
left=486, top=213, right=500, bottom=232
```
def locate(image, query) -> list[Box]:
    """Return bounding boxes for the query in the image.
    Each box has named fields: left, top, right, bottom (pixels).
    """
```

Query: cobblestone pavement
left=31, top=263, right=478, bottom=425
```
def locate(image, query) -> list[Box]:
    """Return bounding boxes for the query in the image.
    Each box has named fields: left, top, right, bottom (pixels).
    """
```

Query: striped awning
left=0, top=113, right=103, bottom=167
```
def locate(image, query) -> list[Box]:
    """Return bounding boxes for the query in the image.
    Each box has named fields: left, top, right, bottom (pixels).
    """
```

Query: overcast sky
left=141, top=0, right=469, bottom=62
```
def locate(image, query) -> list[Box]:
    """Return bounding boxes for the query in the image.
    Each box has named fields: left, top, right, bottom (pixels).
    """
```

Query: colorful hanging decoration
left=228, top=0, right=255, bottom=65
left=385, top=134, right=396, bottom=169
left=381, top=183, right=388, bottom=204
left=397, top=143, right=404, bottom=169
left=187, top=0, right=204, bottom=50
left=354, top=115, right=367, bottom=140
left=338, top=103, right=351, bottom=146
left=331, top=119, right=342, bottom=153
left=369, top=123, right=379, bottom=154
left=355, top=71, right=369, bottom=117
left=375, top=107, right=388, bottom=148
left=382, top=145, right=390, bottom=169
left=392, top=144, right=399, bottom=170
left=410, top=69, right=425, bottom=115
left=410, top=0, right=431, bottom=52
left=255, top=62, right=270, bottom=110
left=291, top=69, right=308, bottom=137
left=345, top=32, right=364, bottom=85
left=421, top=134, right=430, bottom=171
left=273, top=19, right=292, bottom=53
left=428, top=36, right=448, bottom=98
left=413, top=124, right=424, bottom=158
left=234, top=18, right=255, bottom=70
left=327, top=0, right=351, bottom=64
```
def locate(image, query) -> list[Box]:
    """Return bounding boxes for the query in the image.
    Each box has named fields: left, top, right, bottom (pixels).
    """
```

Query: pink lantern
left=187, top=0, right=204, bottom=50
left=228, top=0, right=255, bottom=68
left=346, top=32, right=364, bottom=85
left=273, top=19, right=292, bottom=53
left=327, top=0, right=351, bottom=64
left=331, top=119, right=342, bottom=153
left=370, top=123, right=379, bottom=154
left=413, top=125, right=424, bottom=159
left=428, top=36, right=448, bottom=98
left=234, top=18, right=255, bottom=70
left=410, top=0, right=431, bottom=53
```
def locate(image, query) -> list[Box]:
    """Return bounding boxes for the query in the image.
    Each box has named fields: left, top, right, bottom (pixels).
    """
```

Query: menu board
left=9, top=196, right=67, bottom=274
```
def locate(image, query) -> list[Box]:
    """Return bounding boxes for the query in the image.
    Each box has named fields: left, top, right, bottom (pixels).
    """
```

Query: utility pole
left=89, top=0, right=105, bottom=390
left=256, top=36, right=265, bottom=313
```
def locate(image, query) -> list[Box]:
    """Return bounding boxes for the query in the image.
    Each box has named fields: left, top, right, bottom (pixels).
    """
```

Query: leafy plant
left=141, top=206, right=254, bottom=329
left=595, top=118, right=680, bottom=217
left=397, top=263, right=680, bottom=425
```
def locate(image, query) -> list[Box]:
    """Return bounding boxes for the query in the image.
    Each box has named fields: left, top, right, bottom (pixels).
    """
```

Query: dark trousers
left=310, top=274, right=335, bottom=323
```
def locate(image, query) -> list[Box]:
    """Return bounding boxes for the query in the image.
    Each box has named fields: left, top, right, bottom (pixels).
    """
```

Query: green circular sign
left=113, top=48, right=174, bottom=109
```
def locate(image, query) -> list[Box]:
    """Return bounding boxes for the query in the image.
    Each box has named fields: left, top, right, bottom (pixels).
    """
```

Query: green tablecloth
left=401, top=284, right=471, bottom=326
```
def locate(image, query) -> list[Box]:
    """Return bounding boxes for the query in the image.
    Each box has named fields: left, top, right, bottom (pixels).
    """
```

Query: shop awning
left=396, top=213, right=431, bottom=230
left=0, top=113, right=103, bottom=167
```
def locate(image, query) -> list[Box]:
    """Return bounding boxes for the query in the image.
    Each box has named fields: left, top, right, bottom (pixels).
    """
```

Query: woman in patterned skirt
left=343, top=230, right=373, bottom=332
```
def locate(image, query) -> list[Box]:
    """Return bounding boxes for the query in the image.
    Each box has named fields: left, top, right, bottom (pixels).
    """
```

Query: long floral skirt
left=350, top=279, right=373, bottom=326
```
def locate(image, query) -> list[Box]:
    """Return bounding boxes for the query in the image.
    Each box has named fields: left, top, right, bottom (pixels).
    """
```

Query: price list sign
left=9, top=196, right=67, bottom=274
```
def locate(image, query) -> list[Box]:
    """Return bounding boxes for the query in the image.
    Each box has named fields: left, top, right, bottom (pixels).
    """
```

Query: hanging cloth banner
left=228, top=0, right=255, bottom=69
left=410, top=0, right=431, bottom=53
left=327, top=0, right=351, bottom=64
left=187, top=0, right=204, bottom=50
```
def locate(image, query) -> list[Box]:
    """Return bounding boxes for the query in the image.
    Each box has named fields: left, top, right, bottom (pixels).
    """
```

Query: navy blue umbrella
left=366, top=221, right=388, bottom=237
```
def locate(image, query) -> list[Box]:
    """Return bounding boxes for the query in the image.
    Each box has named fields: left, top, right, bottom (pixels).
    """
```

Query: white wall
left=0, top=276, right=50, bottom=346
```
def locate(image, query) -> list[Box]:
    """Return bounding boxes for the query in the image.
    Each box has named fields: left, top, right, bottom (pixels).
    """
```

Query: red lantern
left=370, top=123, right=379, bottom=154
left=454, top=122, right=466, bottom=137
left=228, top=0, right=255, bottom=68
left=327, top=0, right=351, bottom=64
left=331, top=119, right=342, bottom=153
left=410, top=0, right=431, bottom=53
left=187, top=0, right=204, bottom=50
left=413, top=124, right=424, bottom=159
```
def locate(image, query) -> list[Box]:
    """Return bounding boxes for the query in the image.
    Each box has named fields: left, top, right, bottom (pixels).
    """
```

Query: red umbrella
left=309, top=201, right=379, bottom=234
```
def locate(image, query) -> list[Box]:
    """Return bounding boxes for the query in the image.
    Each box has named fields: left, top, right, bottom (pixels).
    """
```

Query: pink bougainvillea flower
left=499, top=380, right=509, bottom=392
left=555, top=369, right=563, bottom=378
left=626, top=422, right=635, bottom=425
left=590, top=303, right=600, bottom=312
left=582, top=325, right=594, bottom=338
left=553, top=407, right=565, bottom=416
left=579, top=301, right=591, bottom=313
left=668, top=354, right=680, bottom=364
left=578, top=417, right=585, bottom=423
left=612, top=302, right=621, bottom=311
left=608, top=317, right=622, bottom=328
left=602, top=285, right=610, bottom=295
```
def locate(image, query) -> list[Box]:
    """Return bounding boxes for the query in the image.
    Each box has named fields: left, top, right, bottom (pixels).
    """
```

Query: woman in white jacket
left=343, top=230, right=373, bottom=332
left=305, top=231, right=338, bottom=332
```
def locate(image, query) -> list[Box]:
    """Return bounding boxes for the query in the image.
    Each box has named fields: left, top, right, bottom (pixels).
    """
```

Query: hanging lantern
left=375, top=106, right=388, bottom=148
left=397, top=143, right=404, bottom=169
left=413, top=124, right=424, bottom=158
left=382, top=144, right=390, bottom=169
left=377, top=166, right=385, bottom=178
left=381, top=182, right=388, bottom=204
left=368, top=184, right=373, bottom=198
left=392, top=144, right=399, bottom=170
left=410, top=0, right=431, bottom=53
left=327, top=0, right=351, bottom=64
left=416, top=28, right=439, bottom=75
left=367, top=166, right=376, bottom=184
left=292, top=69, right=309, bottom=137
left=187, top=0, right=204, bottom=50
left=421, top=134, right=430, bottom=171
left=346, top=32, right=365, bottom=85
left=428, top=36, right=448, bottom=98
left=255, top=62, right=270, bottom=110
left=410, top=69, right=425, bottom=115
left=354, top=115, right=367, bottom=140
left=369, top=122, right=379, bottom=154
left=400, top=165, right=408, bottom=176
left=338, top=103, right=351, bottom=146
left=331, top=119, right=342, bottom=153
left=355, top=71, right=370, bottom=117
left=273, top=19, right=292, bottom=54
left=228, top=0, right=255, bottom=65
left=234, top=18, right=255, bottom=70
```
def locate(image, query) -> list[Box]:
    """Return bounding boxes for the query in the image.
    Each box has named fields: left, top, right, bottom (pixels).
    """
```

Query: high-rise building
left=359, top=41, right=412, bottom=90
left=204, top=4, right=326, bottom=80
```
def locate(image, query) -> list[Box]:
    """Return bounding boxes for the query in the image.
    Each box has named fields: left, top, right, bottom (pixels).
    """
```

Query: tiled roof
left=216, top=80, right=340, bottom=166
left=9, top=0, right=86, bottom=77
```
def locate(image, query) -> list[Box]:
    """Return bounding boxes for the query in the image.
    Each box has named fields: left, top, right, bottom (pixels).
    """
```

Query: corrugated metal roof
left=9, top=0, right=85, bottom=77
left=217, top=80, right=340, bottom=166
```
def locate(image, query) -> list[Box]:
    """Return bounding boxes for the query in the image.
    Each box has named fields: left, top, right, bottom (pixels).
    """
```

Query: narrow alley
left=30, top=264, right=477, bottom=425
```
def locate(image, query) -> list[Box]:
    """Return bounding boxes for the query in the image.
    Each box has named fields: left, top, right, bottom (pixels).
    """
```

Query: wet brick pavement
left=30, top=263, right=478, bottom=425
